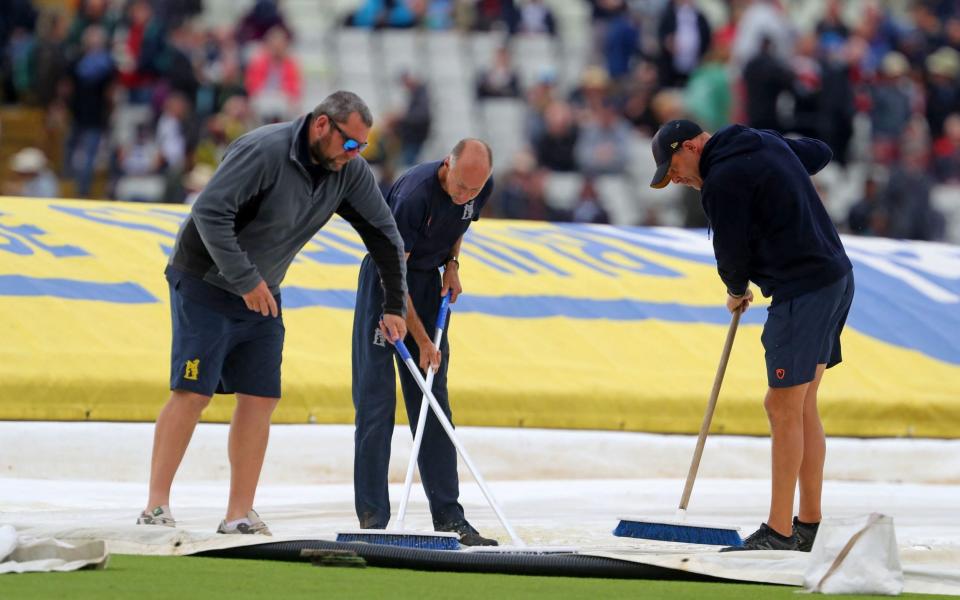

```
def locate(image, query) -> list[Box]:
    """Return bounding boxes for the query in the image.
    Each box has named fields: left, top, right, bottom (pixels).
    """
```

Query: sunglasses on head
left=326, top=116, right=368, bottom=152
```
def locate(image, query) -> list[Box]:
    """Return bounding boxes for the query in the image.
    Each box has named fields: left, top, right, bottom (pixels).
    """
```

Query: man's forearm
left=405, top=294, right=431, bottom=344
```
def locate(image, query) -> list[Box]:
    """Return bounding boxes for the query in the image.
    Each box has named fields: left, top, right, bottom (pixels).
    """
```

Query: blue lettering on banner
left=52, top=205, right=180, bottom=239
left=0, top=212, right=88, bottom=257
left=0, top=275, right=157, bottom=303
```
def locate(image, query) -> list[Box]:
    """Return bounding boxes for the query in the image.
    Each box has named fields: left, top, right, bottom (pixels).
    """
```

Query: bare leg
left=146, top=390, right=212, bottom=511
left=764, top=381, right=811, bottom=536
left=798, top=364, right=827, bottom=523
left=225, top=393, right=279, bottom=521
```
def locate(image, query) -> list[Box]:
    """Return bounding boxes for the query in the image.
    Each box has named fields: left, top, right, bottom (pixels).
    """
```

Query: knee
left=171, top=389, right=212, bottom=411
left=237, top=394, right=280, bottom=414
left=764, top=394, right=803, bottom=427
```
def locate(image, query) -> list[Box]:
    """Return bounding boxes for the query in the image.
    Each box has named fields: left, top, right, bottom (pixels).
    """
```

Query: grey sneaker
left=137, top=505, right=175, bottom=527
left=216, top=510, right=272, bottom=536
left=720, top=523, right=797, bottom=552
left=794, top=517, right=820, bottom=552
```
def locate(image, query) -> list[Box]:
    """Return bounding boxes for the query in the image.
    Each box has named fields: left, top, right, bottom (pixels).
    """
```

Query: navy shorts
left=761, top=271, right=855, bottom=388
left=168, top=282, right=285, bottom=398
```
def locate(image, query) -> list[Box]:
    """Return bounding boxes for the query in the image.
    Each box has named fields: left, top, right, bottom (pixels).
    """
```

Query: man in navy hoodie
left=650, top=120, right=855, bottom=552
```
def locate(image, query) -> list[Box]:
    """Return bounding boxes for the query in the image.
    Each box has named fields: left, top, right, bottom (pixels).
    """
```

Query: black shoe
left=793, top=516, right=820, bottom=552
left=358, top=512, right=387, bottom=530
left=719, top=523, right=798, bottom=552
left=436, top=520, right=499, bottom=547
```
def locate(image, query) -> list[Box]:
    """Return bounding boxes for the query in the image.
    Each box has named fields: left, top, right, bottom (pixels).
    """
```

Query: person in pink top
left=245, top=26, right=302, bottom=122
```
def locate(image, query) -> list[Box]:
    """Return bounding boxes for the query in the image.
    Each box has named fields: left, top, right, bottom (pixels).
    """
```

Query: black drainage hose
left=195, top=539, right=724, bottom=582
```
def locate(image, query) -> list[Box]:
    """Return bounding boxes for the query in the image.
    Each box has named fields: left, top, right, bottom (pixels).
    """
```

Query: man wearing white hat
left=5, top=148, right=59, bottom=198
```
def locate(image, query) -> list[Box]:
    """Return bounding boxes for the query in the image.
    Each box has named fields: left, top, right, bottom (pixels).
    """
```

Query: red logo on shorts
left=776, top=368, right=786, bottom=380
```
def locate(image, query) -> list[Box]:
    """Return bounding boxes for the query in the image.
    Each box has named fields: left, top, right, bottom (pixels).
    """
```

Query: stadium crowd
left=1, top=0, right=956, bottom=241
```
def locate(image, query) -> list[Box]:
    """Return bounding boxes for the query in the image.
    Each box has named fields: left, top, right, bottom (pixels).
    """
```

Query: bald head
left=443, top=138, right=493, bottom=205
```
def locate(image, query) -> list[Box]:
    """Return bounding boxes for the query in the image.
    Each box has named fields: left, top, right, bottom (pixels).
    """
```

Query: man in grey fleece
left=138, top=91, right=408, bottom=535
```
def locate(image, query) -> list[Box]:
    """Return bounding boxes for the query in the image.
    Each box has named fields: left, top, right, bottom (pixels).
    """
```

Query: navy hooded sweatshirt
left=699, top=125, right=852, bottom=303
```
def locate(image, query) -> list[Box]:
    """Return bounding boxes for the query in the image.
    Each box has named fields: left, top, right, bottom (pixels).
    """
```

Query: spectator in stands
left=31, top=11, right=69, bottom=109
left=933, top=112, right=960, bottom=182
left=815, top=0, right=849, bottom=49
left=523, top=66, right=557, bottom=141
left=388, top=71, right=431, bottom=166
left=203, top=26, right=246, bottom=112
left=571, top=177, right=610, bottom=224
left=817, top=35, right=856, bottom=167
left=575, top=98, right=631, bottom=175
left=586, top=0, right=628, bottom=67
left=621, top=58, right=661, bottom=135
left=476, top=46, right=521, bottom=99
left=0, top=0, right=37, bottom=54
left=657, top=0, right=712, bottom=88
left=160, top=22, right=200, bottom=109
left=246, top=26, right=302, bottom=122
left=347, top=0, right=421, bottom=30
left=2, top=15, right=36, bottom=104
left=903, top=2, right=946, bottom=65
left=493, top=150, right=561, bottom=220
left=194, top=94, right=254, bottom=168
left=117, top=121, right=162, bottom=177
left=790, top=33, right=822, bottom=139
left=569, top=65, right=610, bottom=119
left=153, top=0, right=203, bottom=29
left=923, top=46, right=960, bottom=139
left=853, top=1, right=900, bottom=76
left=115, top=0, right=164, bottom=104
left=472, top=0, right=518, bottom=33
left=882, top=146, right=946, bottom=241
left=533, top=100, right=578, bottom=172
left=847, top=174, right=888, bottom=236
left=743, top=36, right=793, bottom=132
left=65, top=0, right=119, bottom=62
left=870, top=51, right=914, bottom=165
left=600, top=6, right=639, bottom=80
left=3, top=147, right=58, bottom=197
left=732, top=0, right=794, bottom=70
left=237, top=0, right=291, bottom=44
left=65, top=24, right=116, bottom=197
left=157, top=91, right=191, bottom=174
left=182, top=162, right=213, bottom=205
left=684, top=36, right=733, bottom=133
left=515, top=0, right=556, bottom=36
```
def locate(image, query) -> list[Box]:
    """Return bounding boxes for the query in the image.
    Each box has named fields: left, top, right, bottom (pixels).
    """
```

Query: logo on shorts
left=462, top=201, right=474, bottom=220
left=372, top=329, right=386, bottom=347
left=775, top=368, right=786, bottom=380
left=184, top=359, right=200, bottom=381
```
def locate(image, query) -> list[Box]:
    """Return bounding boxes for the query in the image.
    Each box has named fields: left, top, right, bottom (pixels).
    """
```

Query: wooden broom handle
left=679, top=307, right=742, bottom=511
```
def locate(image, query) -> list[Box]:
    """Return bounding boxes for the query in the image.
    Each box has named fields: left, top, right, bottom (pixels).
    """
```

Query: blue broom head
left=614, top=519, right=743, bottom=547
left=336, top=531, right=461, bottom=551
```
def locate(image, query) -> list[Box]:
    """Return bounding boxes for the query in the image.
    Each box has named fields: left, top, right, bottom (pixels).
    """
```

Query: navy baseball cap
left=650, top=119, right=703, bottom=189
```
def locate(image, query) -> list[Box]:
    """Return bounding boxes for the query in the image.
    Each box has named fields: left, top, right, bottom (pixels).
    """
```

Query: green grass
left=0, top=554, right=952, bottom=600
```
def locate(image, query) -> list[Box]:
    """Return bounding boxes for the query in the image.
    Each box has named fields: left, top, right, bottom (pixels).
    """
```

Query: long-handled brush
left=392, top=337, right=527, bottom=548
left=614, top=308, right=744, bottom=547
left=337, top=293, right=462, bottom=550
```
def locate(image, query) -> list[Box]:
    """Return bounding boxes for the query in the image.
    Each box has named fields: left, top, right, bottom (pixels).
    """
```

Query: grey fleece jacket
left=167, top=115, right=407, bottom=316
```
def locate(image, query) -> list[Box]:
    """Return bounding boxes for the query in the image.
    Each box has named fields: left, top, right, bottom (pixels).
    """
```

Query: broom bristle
left=614, top=519, right=743, bottom=547
left=336, top=531, right=461, bottom=550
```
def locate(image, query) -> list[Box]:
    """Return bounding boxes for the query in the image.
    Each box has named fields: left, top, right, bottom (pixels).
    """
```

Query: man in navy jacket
left=650, top=120, right=855, bottom=552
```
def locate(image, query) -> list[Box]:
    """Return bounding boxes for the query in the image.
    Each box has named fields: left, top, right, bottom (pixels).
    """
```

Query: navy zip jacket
left=699, top=125, right=852, bottom=303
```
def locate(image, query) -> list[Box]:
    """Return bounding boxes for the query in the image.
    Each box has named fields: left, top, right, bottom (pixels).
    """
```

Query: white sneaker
left=137, top=505, right=175, bottom=527
left=216, top=509, right=272, bottom=535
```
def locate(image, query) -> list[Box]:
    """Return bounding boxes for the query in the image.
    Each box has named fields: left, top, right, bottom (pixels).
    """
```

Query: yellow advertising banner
left=1, top=197, right=958, bottom=437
